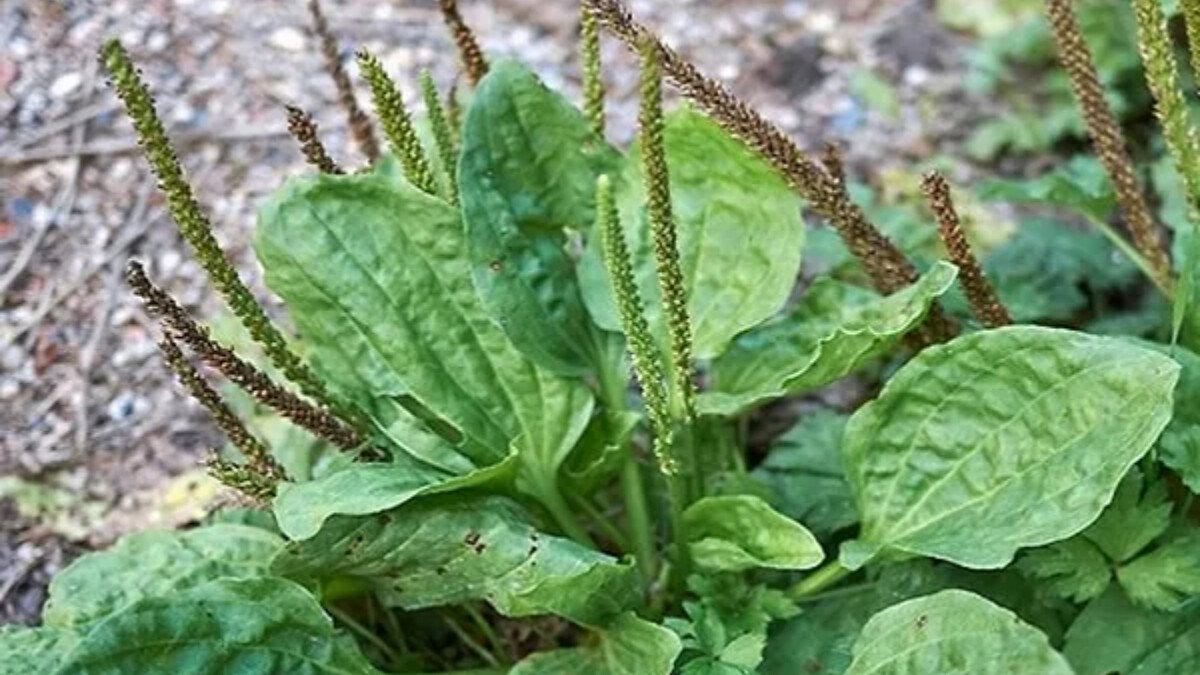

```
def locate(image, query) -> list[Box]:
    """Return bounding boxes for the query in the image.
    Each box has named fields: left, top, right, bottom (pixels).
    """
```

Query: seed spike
left=126, top=262, right=364, bottom=452
left=438, top=0, right=489, bottom=86
left=922, top=172, right=1012, bottom=328
left=446, top=79, right=464, bottom=147
left=581, top=2, right=606, bottom=137
left=597, top=175, right=675, bottom=474
left=285, top=105, right=343, bottom=175
left=584, top=1, right=913, bottom=295
left=820, top=142, right=845, bottom=189
left=100, top=40, right=335, bottom=407
left=157, top=334, right=283, bottom=501
left=1043, top=0, right=1173, bottom=292
left=638, top=41, right=696, bottom=421
left=420, top=69, right=460, bottom=204
left=308, top=0, right=380, bottom=162
left=357, top=49, right=440, bottom=197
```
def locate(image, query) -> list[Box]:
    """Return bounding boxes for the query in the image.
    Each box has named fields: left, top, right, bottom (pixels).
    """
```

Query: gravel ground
left=0, top=0, right=981, bottom=625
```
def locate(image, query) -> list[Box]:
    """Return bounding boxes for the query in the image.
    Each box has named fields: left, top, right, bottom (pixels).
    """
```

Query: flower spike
left=420, top=69, right=460, bottom=204
left=922, top=172, right=1012, bottom=328
left=285, top=105, right=344, bottom=175
left=581, top=2, right=606, bottom=137
left=597, top=175, right=675, bottom=474
left=156, top=334, right=283, bottom=501
left=126, top=262, right=364, bottom=452
left=1043, top=0, right=1173, bottom=292
left=357, top=49, right=440, bottom=197
left=308, top=0, right=380, bottom=162
left=101, top=40, right=335, bottom=408
left=438, top=0, right=490, bottom=86
left=639, top=41, right=696, bottom=421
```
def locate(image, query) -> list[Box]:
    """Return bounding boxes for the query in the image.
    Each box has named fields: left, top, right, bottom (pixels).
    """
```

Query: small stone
left=269, top=27, right=306, bottom=52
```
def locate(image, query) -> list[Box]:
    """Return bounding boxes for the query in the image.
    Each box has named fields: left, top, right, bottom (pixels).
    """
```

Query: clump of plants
left=6, top=0, right=1200, bottom=672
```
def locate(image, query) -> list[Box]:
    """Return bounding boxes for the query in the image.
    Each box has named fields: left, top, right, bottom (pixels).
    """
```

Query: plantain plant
left=7, top=0, right=1200, bottom=673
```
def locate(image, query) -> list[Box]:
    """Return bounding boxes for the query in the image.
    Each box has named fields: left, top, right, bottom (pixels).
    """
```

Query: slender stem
left=621, top=456, right=656, bottom=583
left=376, top=596, right=410, bottom=656
left=327, top=604, right=404, bottom=667
left=571, top=492, right=631, bottom=550
left=464, top=604, right=509, bottom=665
left=793, top=582, right=875, bottom=605
left=538, top=480, right=596, bottom=548
left=1086, top=214, right=1172, bottom=299
left=667, top=473, right=690, bottom=594
left=594, top=333, right=657, bottom=584
left=788, top=561, right=851, bottom=600
left=442, top=612, right=501, bottom=668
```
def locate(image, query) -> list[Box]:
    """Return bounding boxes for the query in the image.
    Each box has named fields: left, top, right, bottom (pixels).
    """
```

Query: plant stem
left=538, top=481, right=596, bottom=548
left=622, top=456, right=657, bottom=583
left=595, top=334, right=657, bottom=584
left=442, top=612, right=501, bottom=668
left=327, top=604, right=404, bottom=668
left=464, top=605, right=509, bottom=665
left=667, top=461, right=691, bottom=594
left=1086, top=214, right=1172, bottom=299
left=788, top=561, right=851, bottom=600
left=571, top=492, right=631, bottom=551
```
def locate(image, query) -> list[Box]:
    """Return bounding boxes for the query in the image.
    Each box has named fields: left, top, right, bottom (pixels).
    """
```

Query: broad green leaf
left=0, top=625, right=69, bottom=674
left=1064, top=587, right=1200, bottom=674
left=271, top=495, right=637, bottom=627
left=1082, top=466, right=1171, bottom=563
left=54, top=577, right=382, bottom=675
left=272, top=455, right=515, bottom=541
left=1017, top=538, right=1112, bottom=603
left=751, top=410, right=857, bottom=539
left=43, top=524, right=282, bottom=630
left=510, top=613, right=681, bottom=675
left=257, top=174, right=594, bottom=511
left=845, top=590, right=1073, bottom=675
left=683, top=495, right=823, bottom=572
left=699, top=262, right=957, bottom=416
left=1118, top=532, right=1200, bottom=611
left=579, top=107, right=805, bottom=359
left=459, top=60, right=622, bottom=374
left=841, top=326, right=1179, bottom=570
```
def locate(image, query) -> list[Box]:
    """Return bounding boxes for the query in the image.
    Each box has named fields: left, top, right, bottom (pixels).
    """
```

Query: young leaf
left=580, top=107, right=805, bottom=360
left=683, top=495, right=824, bottom=572
left=271, top=455, right=516, bottom=540
left=42, top=524, right=282, bottom=630
left=1118, top=532, right=1200, bottom=612
left=841, top=326, right=1179, bottom=570
left=1063, top=587, right=1200, bottom=674
left=1081, top=466, right=1171, bottom=563
left=751, top=410, right=857, bottom=539
left=670, top=576, right=797, bottom=675
left=509, top=612, right=681, bottom=674
left=256, top=174, right=594, bottom=518
left=54, top=578, right=382, bottom=674
left=1017, top=538, right=1112, bottom=603
left=699, top=262, right=957, bottom=416
left=270, top=495, right=638, bottom=627
left=458, top=60, right=624, bottom=375
left=844, top=590, right=1073, bottom=675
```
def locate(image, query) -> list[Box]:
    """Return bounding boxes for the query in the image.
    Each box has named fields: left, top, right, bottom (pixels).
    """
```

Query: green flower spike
left=597, top=174, right=675, bottom=475
left=581, top=2, right=606, bottom=137
left=101, top=40, right=334, bottom=410
left=357, top=49, right=440, bottom=197
left=638, top=40, right=696, bottom=423
left=420, top=68, right=460, bottom=205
